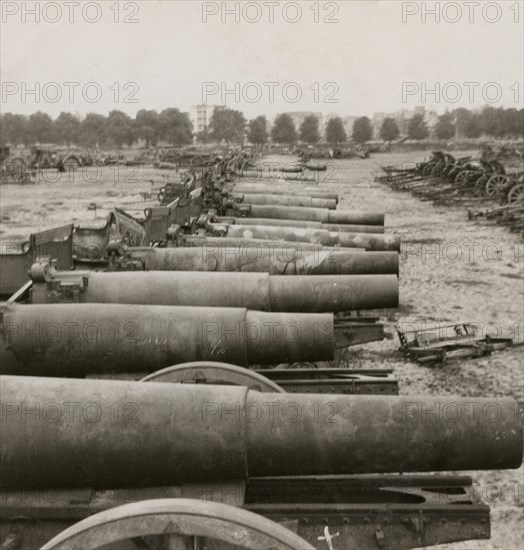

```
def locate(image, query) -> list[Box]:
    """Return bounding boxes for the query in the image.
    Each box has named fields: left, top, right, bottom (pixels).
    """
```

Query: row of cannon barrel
left=376, top=150, right=523, bottom=233
left=0, top=155, right=522, bottom=550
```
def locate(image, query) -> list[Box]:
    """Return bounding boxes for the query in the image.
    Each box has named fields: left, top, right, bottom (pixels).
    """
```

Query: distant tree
left=209, top=107, right=246, bottom=145
left=454, top=108, right=481, bottom=139
left=195, top=128, right=211, bottom=144
left=271, top=114, right=297, bottom=145
left=352, top=116, right=373, bottom=144
left=463, top=114, right=482, bottom=139
left=299, top=115, right=321, bottom=144
left=27, top=111, right=55, bottom=144
left=0, top=114, right=7, bottom=146
left=105, top=110, right=134, bottom=148
left=407, top=113, right=429, bottom=140
left=247, top=115, right=268, bottom=145
left=134, top=109, right=160, bottom=147
left=325, top=117, right=347, bottom=146
left=54, top=112, right=82, bottom=147
left=0, top=113, right=28, bottom=146
left=380, top=117, right=400, bottom=144
left=80, top=113, right=106, bottom=148
left=159, top=108, right=193, bottom=146
left=434, top=112, right=455, bottom=141
left=479, top=107, right=505, bottom=138
left=503, top=108, right=524, bottom=139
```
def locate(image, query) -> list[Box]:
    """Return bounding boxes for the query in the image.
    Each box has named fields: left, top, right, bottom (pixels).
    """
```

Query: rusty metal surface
left=0, top=377, right=253, bottom=490
left=223, top=216, right=323, bottom=228
left=73, top=216, right=112, bottom=262
left=125, top=247, right=399, bottom=275
left=39, top=499, right=314, bottom=550
left=0, top=224, right=74, bottom=297
left=333, top=231, right=401, bottom=252
left=240, top=170, right=317, bottom=182
left=245, top=391, right=522, bottom=476
left=245, top=204, right=330, bottom=222
left=233, top=192, right=337, bottom=209
left=221, top=223, right=339, bottom=246
left=322, top=222, right=385, bottom=234
left=29, top=268, right=399, bottom=312
left=215, top=223, right=398, bottom=251
left=0, top=304, right=335, bottom=374
left=0, top=476, right=491, bottom=550
left=229, top=183, right=339, bottom=201
left=246, top=475, right=491, bottom=550
left=0, top=376, right=522, bottom=492
left=268, top=274, right=399, bottom=312
left=261, top=368, right=399, bottom=395
left=328, top=210, right=385, bottom=226
left=225, top=216, right=388, bottom=234
left=181, top=234, right=362, bottom=253
left=244, top=205, right=385, bottom=226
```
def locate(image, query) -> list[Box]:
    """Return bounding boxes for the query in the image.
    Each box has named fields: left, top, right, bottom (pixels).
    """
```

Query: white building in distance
left=190, top=104, right=218, bottom=134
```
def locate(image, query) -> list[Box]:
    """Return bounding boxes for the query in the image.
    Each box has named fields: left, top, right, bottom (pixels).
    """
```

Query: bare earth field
left=0, top=152, right=522, bottom=549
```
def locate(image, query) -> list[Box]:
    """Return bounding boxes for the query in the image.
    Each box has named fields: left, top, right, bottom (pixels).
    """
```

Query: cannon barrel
left=223, top=217, right=384, bottom=234
left=240, top=170, right=317, bottom=182
left=31, top=270, right=399, bottom=311
left=126, top=248, right=399, bottom=275
left=245, top=205, right=385, bottom=226
left=322, top=223, right=384, bottom=234
left=228, top=184, right=338, bottom=201
left=222, top=225, right=399, bottom=252
left=232, top=193, right=337, bottom=209
left=182, top=235, right=361, bottom=253
left=0, top=304, right=335, bottom=375
left=1, top=376, right=521, bottom=490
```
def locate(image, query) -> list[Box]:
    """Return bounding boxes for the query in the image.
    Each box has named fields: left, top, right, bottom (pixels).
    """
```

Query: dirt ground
left=0, top=152, right=522, bottom=549
left=333, top=152, right=524, bottom=550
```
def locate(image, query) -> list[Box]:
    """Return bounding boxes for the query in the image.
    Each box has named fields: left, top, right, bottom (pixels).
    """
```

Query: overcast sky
left=1, top=0, right=523, bottom=119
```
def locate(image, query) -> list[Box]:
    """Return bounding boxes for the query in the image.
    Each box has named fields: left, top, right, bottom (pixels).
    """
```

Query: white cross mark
left=318, top=525, right=340, bottom=550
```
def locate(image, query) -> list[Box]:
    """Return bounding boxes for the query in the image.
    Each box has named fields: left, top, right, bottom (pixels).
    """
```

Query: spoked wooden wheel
left=485, top=174, right=509, bottom=197
left=454, top=171, right=470, bottom=185
left=3, top=157, right=26, bottom=182
left=507, top=183, right=524, bottom=204
left=40, top=499, right=315, bottom=550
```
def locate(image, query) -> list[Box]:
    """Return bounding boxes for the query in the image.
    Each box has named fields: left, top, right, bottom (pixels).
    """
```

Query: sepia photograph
left=0, top=1, right=523, bottom=549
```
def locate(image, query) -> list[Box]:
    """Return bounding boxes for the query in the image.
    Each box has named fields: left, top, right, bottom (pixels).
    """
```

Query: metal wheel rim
left=141, top=362, right=285, bottom=393
left=40, top=498, right=314, bottom=550
left=507, top=184, right=524, bottom=204
left=455, top=171, right=468, bottom=184
left=485, top=175, right=508, bottom=196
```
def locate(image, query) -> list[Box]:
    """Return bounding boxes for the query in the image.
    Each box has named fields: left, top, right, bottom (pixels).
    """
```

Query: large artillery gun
left=0, top=299, right=398, bottom=389
left=159, top=161, right=387, bottom=227
left=0, top=153, right=400, bottom=381
left=68, top=188, right=395, bottom=268
left=0, top=374, right=522, bottom=549
left=1, top=255, right=397, bottom=377
left=0, top=146, right=35, bottom=184
left=376, top=150, right=523, bottom=233
left=25, top=261, right=399, bottom=313
left=110, top=246, right=399, bottom=276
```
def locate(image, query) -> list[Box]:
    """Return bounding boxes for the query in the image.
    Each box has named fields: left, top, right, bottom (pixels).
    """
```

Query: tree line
left=1, top=105, right=522, bottom=149
left=0, top=109, right=193, bottom=149
left=378, top=107, right=523, bottom=144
